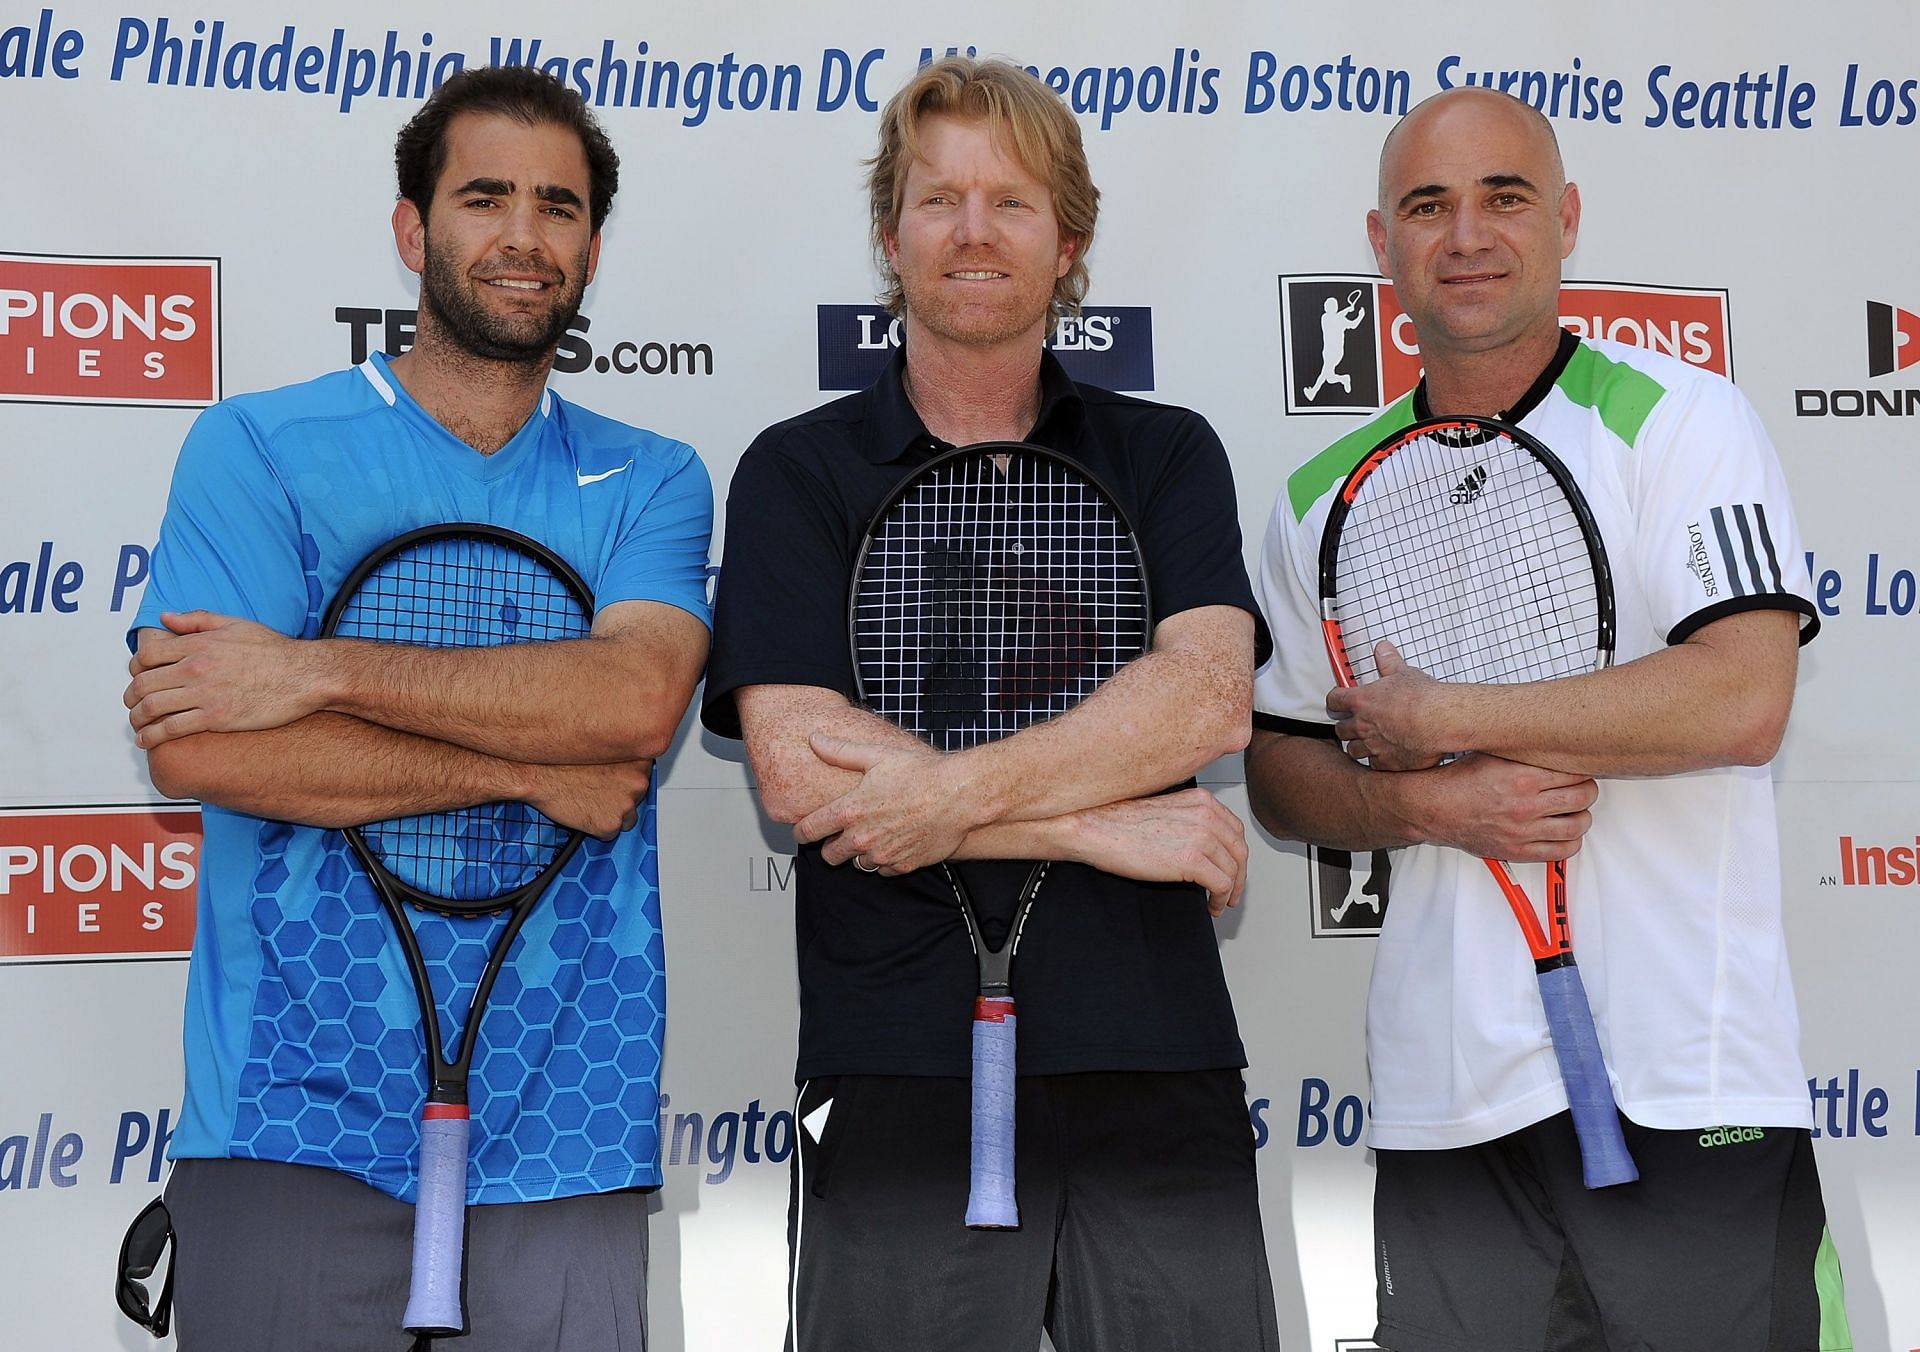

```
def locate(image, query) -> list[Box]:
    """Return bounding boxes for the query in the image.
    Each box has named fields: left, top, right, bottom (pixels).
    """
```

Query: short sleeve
left=700, top=435, right=858, bottom=738
left=1132, top=411, right=1272, bottom=665
left=1251, top=489, right=1338, bottom=737
left=129, top=402, right=310, bottom=649
left=598, top=442, right=715, bottom=628
left=1631, top=378, right=1819, bottom=647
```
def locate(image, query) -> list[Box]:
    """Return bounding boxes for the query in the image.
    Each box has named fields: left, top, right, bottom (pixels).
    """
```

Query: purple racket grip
left=403, top=1106, right=470, bottom=1334
left=965, top=996, right=1019, bottom=1230
left=1537, top=963, right=1638, bottom=1189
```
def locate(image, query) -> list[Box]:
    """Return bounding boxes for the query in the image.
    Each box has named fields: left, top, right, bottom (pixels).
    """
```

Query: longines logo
left=336, top=308, right=714, bottom=378
left=816, top=303, right=1155, bottom=392
left=1794, top=299, right=1920, bottom=418
left=1309, top=846, right=1390, bottom=937
left=1280, top=276, right=1733, bottom=415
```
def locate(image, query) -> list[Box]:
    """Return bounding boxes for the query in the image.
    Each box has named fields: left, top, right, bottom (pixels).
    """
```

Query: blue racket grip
left=402, top=1107, right=470, bottom=1334
left=965, top=997, right=1019, bottom=1230
left=1537, top=963, right=1638, bottom=1189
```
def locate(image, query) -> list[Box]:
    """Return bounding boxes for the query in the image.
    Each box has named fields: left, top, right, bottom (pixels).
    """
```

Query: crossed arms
left=736, top=605, right=1257, bottom=911
left=1245, top=608, right=1800, bottom=860
left=127, top=601, right=710, bottom=839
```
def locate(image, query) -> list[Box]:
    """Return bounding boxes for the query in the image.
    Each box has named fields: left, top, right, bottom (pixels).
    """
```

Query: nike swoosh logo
left=577, top=460, right=634, bottom=486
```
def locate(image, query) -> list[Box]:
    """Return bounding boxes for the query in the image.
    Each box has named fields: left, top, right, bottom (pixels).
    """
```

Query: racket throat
left=1533, top=953, right=1576, bottom=976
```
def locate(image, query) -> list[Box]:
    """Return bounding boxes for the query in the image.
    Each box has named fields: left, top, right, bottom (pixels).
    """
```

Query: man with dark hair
left=119, top=65, right=711, bottom=1350
left=703, top=56, right=1279, bottom=1352
left=1247, top=87, right=1851, bottom=1351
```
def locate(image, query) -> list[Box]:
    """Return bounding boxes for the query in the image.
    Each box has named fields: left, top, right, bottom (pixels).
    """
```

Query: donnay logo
left=1309, top=846, right=1391, bottom=937
left=0, top=253, right=220, bottom=406
left=1867, top=300, right=1920, bottom=377
left=816, top=304, right=1155, bottom=392
left=1793, top=299, right=1920, bottom=417
left=1280, top=276, right=1733, bottom=414
left=0, top=806, right=200, bottom=963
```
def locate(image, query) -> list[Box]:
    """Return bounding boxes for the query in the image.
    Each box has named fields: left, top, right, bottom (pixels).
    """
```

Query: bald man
left=1246, top=89, right=1852, bottom=1351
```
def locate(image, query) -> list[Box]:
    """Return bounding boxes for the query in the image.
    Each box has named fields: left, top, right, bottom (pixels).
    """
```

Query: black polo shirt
left=703, top=348, right=1268, bottom=1081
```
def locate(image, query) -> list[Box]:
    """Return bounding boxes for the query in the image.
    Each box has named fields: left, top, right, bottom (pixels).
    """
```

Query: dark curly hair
left=395, top=65, right=619, bottom=230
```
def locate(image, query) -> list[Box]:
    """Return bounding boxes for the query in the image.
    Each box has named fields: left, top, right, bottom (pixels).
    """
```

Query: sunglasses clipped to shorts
left=116, top=1194, right=175, bottom=1336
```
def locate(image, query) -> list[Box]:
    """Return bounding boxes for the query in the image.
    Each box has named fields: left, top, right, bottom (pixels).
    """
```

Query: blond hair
left=867, top=57, right=1099, bottom=317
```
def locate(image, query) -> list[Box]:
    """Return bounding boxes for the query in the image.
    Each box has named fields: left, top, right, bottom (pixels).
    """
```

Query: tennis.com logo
left=0, top=253, right=221, bottom=407
left=1279, top=276, right=1733, bottom=415
left=1309, top=846, right=1391, bottom=937
left=815, top=303, right=1155, bottom=392
left=1794, top=300, right=1920, bottom=418
left=0, top=806, right=200, bottom=963
left=336, top=308, right=715, bottom=378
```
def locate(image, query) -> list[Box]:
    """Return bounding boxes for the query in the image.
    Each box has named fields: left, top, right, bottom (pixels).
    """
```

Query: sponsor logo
left=815, top=304, right=1155, bottom=392
left=575, top=461, right=633, bottom=487
left=1832, top=835, right=1920, bottom=887
left=0, top=806, right=200, bottom=963
left=1698, top=1125, right=1766, bottom=1148
left=0, top=253, right=220, bottom=407
left=1450, top=464, right=1488, bottom=505
left=1796, top=299, right=1920, bottom=417
left=1689, top=505, right=1784, bottom=600
left=1280, top=276, right=1733, bottom=414
left=336, top=308, right=714, bottom=378
left=1686, top=522, right=1721, bottom=598
left=1868, top=300, right=1920, bottom=376
left=1309, top=846, right=1390, bottom=937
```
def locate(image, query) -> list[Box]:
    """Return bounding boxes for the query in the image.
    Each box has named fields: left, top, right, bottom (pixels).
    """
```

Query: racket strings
left=854, top=451, right=1148, bottom=751
left=1333, top=433, right=1603, bottom=687
left=332, top=533, right=593, bottom=902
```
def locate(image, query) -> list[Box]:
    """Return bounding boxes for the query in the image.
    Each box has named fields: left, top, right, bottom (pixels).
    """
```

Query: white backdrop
left=2, top=2, right=1917, bottom=1348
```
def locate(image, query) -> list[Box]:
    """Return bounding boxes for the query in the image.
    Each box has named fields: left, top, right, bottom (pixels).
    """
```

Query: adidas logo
left=1697, top=1125, right=1766, bottom=1149
left=1450, top=465, right=1488, bottom=504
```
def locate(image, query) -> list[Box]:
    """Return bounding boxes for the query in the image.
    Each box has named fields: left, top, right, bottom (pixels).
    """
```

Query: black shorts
left=786, top=1069, right=1279, bottom=1352
left=1372, top=1113, right=1852, bottom=1352
left=162, top=1157, right=649, bottom=1351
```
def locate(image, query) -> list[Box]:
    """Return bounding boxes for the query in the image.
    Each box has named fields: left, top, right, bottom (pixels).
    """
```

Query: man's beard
left=418, top=238, right=588, bottom=364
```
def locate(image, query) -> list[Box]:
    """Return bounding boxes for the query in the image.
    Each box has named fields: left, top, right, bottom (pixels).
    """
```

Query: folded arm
left=783, top=605, right=1256, bottom=872
left=127, top=600, right=710, bottom=764
left=1328, top=608, right=1800, bottom=778
left=737, top=682, right=1247, bottom=910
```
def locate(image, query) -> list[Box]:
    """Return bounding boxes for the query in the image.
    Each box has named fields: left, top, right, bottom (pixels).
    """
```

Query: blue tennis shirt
left=131, top=353, right=712, bottom=1203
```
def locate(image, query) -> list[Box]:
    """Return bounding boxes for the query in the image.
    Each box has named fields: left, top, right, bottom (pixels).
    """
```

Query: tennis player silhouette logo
left=1302, top=292, right=1369, bottom=402
left=1313, top=846, right=1391, bottom=933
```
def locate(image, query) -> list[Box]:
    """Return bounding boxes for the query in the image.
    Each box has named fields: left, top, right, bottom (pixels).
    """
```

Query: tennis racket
left=849, top=442, right=1151, bottom=1228
left=1318, top=415, right=1637, bottom=1190
left=321, top=523, right=595, bottom=1334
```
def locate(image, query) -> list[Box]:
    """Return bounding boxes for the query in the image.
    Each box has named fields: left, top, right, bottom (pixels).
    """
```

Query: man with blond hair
left=1248, top=87, right=1850, bottom=1350
left=703, top=56, right=1278, bottom=1351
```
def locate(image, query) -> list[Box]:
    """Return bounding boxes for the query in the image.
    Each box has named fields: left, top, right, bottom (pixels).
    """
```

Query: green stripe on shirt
left=1556, top=343, right=1667, bottom=449
left=1286, top=391, right=1417, bottom=521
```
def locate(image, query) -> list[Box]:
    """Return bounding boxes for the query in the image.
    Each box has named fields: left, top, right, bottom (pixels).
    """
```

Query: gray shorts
left=164, top=1158, right=649, bottom=1352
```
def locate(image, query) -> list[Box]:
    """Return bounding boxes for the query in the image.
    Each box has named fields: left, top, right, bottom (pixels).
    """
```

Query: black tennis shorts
left=785, top=1069, right=1280, bottom=1352
left=1372, top=1112, right=1852, bottom=1351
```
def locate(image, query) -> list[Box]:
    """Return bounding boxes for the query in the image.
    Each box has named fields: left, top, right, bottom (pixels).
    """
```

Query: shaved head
left=1378, top=88, right=1566, bottom=213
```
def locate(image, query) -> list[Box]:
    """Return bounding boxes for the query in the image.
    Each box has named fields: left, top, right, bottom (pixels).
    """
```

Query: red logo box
left=0, top=806, right=201, bottom=962
left=0, top=253, right=220, bottom=406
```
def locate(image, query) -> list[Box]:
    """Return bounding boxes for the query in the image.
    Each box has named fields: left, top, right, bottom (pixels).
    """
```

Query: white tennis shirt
left=1254, top=335, right=1820, bottom=1148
